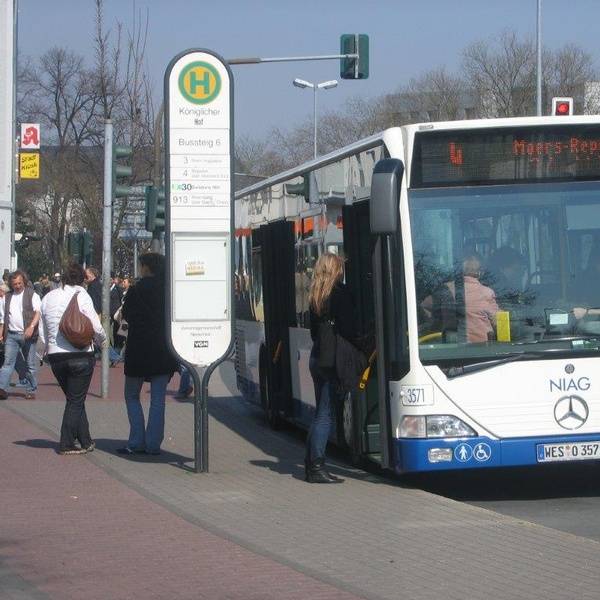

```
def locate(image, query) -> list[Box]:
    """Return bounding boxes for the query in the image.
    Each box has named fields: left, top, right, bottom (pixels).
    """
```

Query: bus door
left=342, top=201, right=381, bottom=459
left=259, top=220, right=296, bottom=427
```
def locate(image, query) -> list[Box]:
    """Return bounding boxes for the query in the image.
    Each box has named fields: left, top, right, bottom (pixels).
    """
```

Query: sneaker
left=10, top=379, right=29, bottom=388
left=175, top=387, right=193, bottom=399
left=83, top=442, right=95, bottom=453
left=0, top=389, right=8, bottom=400
left=25, top=392, right=36, bottom=400
left=58, top=447, right=87, bottom=455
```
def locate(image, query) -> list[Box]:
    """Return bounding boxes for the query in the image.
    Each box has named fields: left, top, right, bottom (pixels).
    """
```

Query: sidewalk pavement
left=2, top=361, right=600, bottom=600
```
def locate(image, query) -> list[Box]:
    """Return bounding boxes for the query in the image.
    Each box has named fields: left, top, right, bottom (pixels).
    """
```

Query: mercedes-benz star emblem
left=554, top=395, right=589, bottom=430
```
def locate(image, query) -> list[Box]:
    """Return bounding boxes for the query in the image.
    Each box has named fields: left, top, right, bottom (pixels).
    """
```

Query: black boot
left=306, top=458, right=342, bottom=484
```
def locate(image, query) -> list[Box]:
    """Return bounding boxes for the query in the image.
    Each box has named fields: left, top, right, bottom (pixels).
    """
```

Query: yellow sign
left=178, top=61, right=221, bottom=105
left=20, top=152, right=40, bottom=179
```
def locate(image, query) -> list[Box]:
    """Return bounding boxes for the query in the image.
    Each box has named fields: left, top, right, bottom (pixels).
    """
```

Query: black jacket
left=122, top=276, right=178, bottom=378
left=310, top=283, right=357, bottom=346
left=109, top=284, right=123, bottom=319
left=87, top=279, right=102, bottom=314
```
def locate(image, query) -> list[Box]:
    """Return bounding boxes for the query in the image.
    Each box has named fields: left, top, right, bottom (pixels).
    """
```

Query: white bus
left=234, top=115, right=600, bottom=473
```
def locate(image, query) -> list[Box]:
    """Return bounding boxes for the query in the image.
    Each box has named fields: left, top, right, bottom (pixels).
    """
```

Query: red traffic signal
left=551, top=97, right=573, bottom=116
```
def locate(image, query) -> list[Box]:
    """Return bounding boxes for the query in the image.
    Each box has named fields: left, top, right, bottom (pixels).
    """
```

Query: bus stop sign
left=164, top=49, right=234, bottom=368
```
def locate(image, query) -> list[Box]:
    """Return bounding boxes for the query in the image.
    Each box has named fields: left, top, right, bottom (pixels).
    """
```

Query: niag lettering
left=549, top=377, right=591, bottom=392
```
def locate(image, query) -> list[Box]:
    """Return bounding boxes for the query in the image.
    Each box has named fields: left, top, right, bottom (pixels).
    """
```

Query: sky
left=16, top=0, right=600, bottom=139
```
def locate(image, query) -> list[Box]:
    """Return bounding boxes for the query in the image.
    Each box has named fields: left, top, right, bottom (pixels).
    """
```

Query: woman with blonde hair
left=306, top=252, right=357, bottom=483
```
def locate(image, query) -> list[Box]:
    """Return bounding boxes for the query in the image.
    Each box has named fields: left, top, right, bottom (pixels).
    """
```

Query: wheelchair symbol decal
left=473, top=443, right=491, bottom=462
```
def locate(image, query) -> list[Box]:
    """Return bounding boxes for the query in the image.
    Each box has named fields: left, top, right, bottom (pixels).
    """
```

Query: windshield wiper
left=446, top=350, right=568, bottom=379
left=445, top=336, right=600, bottom=379
left=512, top=334, right=600, bottom=345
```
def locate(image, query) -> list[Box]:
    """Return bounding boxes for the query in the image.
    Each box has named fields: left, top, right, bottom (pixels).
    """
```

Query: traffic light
left=113, top=144, right=134, bottom=199
left=68, top=232, right=83, bottom=263
left=67, top=231, right=93, bottom=265
left=145, top=186, right=166, bottom=232
left=82, top=231, right=93, bottom=264
left=284, top=173, right=319, bottom=203
left=284, top=176, right=310, bottom=198
left=340, top=34, right=369, bottom=80
left=552, top=97, right=573, bottom=116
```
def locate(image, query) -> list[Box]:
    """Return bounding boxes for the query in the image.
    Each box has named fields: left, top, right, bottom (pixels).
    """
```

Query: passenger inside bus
left=573, top=244, right=600, bottom=323
left=485, top=246, right=527, bottom=309
left=422, top=254, right=500, bottom=344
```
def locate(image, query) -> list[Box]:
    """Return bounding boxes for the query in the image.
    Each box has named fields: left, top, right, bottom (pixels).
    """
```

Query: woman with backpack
left=306, top=252, right=358, bottom=484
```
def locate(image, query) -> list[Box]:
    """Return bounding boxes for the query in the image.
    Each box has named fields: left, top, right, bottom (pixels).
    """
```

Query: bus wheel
left=341, top=391, right=354, bottom=449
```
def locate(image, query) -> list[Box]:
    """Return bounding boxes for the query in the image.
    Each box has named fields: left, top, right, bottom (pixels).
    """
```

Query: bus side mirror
left=370, top=159, right=404, bottom=234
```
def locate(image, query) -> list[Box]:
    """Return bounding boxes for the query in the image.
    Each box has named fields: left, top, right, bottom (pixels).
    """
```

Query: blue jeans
left=306, top=354, right=336, bottom=464
left=0, top=332, right=38, bottom=392
left=178, top=365, right=191, bottom=394
left=124, top=374, right=169, bottom=452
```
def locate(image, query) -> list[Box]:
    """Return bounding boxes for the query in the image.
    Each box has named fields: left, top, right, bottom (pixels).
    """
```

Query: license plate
left=537, top=441, right=600, bottom=463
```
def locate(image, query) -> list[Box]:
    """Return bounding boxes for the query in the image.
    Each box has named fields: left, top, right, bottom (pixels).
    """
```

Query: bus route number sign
left=164, top=49, right=234, bottom=367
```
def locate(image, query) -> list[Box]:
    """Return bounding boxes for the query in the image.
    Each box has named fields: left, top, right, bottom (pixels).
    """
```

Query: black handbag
left=335, top=334, right=368, bottom=392
left=317, top=318, right=337, bottom=369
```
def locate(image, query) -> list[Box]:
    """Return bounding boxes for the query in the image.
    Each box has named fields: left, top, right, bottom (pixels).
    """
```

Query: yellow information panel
left=20, top=152, right=40, bottom=179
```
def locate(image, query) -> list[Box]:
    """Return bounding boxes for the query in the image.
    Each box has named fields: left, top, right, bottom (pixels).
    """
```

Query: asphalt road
left=411, top=462, right=600, bottom=542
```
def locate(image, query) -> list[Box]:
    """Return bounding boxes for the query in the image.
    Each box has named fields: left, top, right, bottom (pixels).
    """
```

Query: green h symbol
left=190, top=69, right=210, bottom=96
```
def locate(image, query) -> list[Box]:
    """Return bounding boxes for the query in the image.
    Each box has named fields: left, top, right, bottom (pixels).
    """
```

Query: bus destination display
left=411, top=125, right=600, bottom=187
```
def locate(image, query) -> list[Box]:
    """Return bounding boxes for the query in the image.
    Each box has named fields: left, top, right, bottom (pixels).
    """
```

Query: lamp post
left=293, top=78, right=338, bottom=158
left=536, top=0, right=542, bottom=116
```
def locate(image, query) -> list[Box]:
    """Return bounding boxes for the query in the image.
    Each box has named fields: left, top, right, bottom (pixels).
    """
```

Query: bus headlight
left=426, top=415, right=477, bottom=438
left=398, top=416, right=426, bottom=438
left=398, top=415, right=477, bottom=438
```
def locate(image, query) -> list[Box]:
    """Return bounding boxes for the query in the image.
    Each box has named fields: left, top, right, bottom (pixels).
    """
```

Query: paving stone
left=3, top=361, right=600, bottom=600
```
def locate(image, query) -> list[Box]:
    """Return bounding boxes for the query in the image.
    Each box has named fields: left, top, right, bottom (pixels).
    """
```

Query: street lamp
left=293, top=78, right=338, bottom=158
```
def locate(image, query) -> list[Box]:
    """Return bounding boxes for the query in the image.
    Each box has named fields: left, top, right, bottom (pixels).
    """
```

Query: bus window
left=410, top=181, right=600, bottom=362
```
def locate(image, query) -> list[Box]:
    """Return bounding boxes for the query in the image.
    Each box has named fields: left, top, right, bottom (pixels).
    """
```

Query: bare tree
left=16, top=0, right=155, bottom=273
left=546, top=44, right=597, bottom=113
left=404, top=67, right=465, bottom=121
left=463, top=30, right=537, bottom=117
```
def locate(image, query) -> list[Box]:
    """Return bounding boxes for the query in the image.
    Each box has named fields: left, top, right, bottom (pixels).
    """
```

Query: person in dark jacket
left=85, top=267, right=103, bottom=315
left=118, top=253, right=178, bottom=455
left=306, top=252, right=357, bottom=483
left=109, top=272, right=124, bottom=353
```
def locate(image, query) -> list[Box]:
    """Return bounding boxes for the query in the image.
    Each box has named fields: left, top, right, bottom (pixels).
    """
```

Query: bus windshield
left=409, top=181, right=600, bottom=365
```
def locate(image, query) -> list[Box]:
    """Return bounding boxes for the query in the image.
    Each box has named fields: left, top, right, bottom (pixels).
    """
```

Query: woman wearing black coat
left=119, top=253, right=178, bottom=455
left=306, top=252, right=357, bottom=483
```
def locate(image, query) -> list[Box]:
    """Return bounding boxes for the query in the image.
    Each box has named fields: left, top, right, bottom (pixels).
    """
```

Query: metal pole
left=313, top=86, right=317, bottom=159
left=133, top=237, right=138, bottom=278
left=151, top=104, right=164, bottom=254
left=536, top=0, right=542, bottom=116
left=101, top=119, right=113, bottom=399
left=227, top=53, right=358, bottom=65
left=192, top=364, right=214, bottom=473
left=10, top=0, right=18, bottom=270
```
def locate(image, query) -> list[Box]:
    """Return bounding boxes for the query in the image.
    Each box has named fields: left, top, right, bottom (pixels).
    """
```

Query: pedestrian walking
left=40, top=263, right=106, bottom=455
left=0, top=270, right=42, bottom=400
left=84, top=267, right=102, bottom=316
left=119, top=253, right=178, bottom=455
left=109, top=272, right=123, bottom=348
left=305, top=253, right=358, bottom=483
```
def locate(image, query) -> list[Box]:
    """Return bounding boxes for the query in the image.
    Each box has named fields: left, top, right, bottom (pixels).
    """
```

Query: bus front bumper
left=393, top=434, right=600, bottom=473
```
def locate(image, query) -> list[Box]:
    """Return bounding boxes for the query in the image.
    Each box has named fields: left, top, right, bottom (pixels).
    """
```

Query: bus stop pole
left=192, top=366, right=206, bottom=473
left=193, top=361, right=221, bottom=473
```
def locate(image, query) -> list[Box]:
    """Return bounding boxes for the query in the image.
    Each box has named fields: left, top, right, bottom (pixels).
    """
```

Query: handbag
left=59, top=292, right=94, bottom=349
left=317, top=318, right=337, bottom=369
left=335, top=334, right=368, bottom=392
